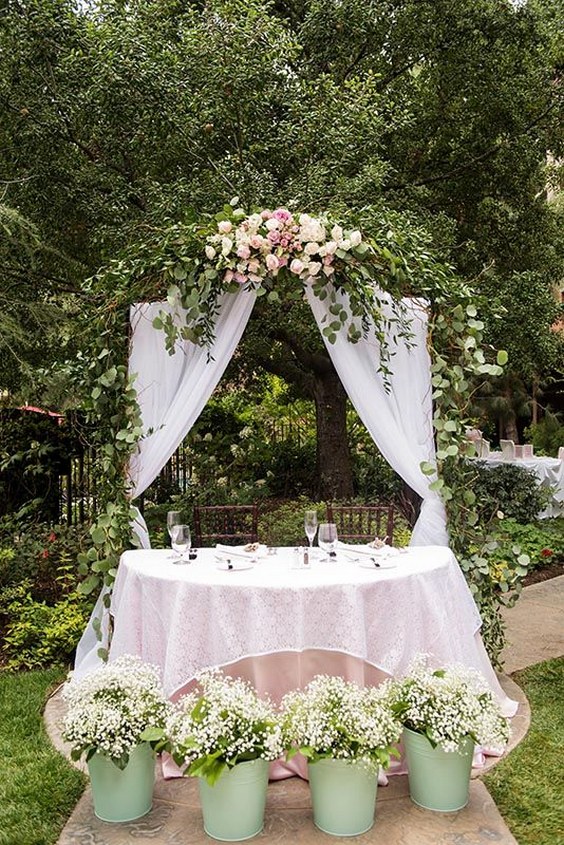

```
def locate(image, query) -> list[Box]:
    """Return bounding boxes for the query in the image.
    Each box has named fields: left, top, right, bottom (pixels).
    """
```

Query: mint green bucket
left=307, top=758, right=378, bottom=836
left=198, top=759, right=269, bottom=841
left=87, top=743, right=155, bottom=822
left=403, top=728, right=474, bottom=812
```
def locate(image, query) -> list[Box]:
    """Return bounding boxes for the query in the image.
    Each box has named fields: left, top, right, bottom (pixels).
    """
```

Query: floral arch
left=75, top=201, right=512, bottom=671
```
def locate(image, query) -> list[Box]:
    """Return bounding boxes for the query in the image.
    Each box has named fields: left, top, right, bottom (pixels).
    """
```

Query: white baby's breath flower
left=61, top=655, right=172, bottom=765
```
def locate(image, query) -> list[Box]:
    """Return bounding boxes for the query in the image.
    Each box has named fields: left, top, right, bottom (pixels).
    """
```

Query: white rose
left=221, top=237, right=233, bottom=256
left=322, top=264, right=335, bottom=276
left=307, top=261, right=322, bottom=276
left=265, top=253, right=279, bottom=271
left=290, top=258, right=304, bottom=274
left=265, top=218, right=281, bottom=231
left=247, top=213, right=262, bottom=230
left=331, top=224, right=343, bottom=242
left=325, top=240, right=338, bottom=255
left=218, top=220, right=233, bottom=234
left=205, top=245, right=216, bottom=260
left=340, top=238, right=351, bottom=251
left=350, top=230, right=362, bottom=246
left=300, top=218, right=325, bottom=242
left=304, top=241, right=319, bottom=255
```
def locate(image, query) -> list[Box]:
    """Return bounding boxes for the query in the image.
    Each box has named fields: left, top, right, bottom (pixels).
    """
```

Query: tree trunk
left=312, top=368, right=354, bottom=499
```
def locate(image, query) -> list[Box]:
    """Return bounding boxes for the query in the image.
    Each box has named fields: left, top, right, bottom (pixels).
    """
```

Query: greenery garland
left=77, top=201, right=525, bottom=665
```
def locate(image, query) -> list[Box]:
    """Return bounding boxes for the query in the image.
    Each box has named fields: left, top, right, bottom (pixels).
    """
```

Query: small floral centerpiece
left=389, top=654, right=510, bottom=753
left=166, top=670, right=285, bottom=786
left=62, top=654, right=173, bottom=768
left=281, top=674, right=401, bottom=772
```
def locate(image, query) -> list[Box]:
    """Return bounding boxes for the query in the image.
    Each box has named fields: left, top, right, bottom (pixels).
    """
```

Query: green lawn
left=484, top=657, right=564, bottom=845
left=0, top=668, right=86, bottom=845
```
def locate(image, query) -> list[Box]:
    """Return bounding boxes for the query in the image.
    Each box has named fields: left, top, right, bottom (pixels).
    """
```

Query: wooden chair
left=325, top=503, right=395, bottom=545
left=193, top=504, right=259, bottom=547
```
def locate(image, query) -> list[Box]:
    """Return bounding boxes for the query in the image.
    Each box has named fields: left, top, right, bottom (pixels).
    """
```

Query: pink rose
left=273, top=207, right=292, bottom=222
left=237, top=244, right=251, bottom=259
left=224, top=270, right=234, bottom=283
left=247, top=259, right=260, bottom=274
left=290, top=258, right=304, bottom=274
left=218, top=220, right=233, bottom=234
left=267, top=230, right=281, bottom=244
left=278, top=255, right=289, bottom=267
left=323, top=254, right=334, bottom=265
left=266, top=253, right=279, bottom=271
left=250, top=235, right=263, bottom=249
left=261, top=209, right=273, bottom=219
left=234, top=272, right=247, bottom=284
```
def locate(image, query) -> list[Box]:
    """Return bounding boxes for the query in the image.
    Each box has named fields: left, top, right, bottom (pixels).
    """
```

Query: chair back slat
left=325, top=503, right=395, bottom=545
left=193, top=504, right=259, bottom=547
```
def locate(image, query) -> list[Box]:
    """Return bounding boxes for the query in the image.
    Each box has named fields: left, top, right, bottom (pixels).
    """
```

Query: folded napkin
left=215, top=556, right=254, bottom=571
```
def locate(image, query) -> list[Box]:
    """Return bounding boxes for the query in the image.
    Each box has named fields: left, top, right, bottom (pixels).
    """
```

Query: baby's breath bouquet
left=389, top=654, right=510, bottom=753
left=62, top=655, right=172, bottom=769
left=167, top=671, right=285, bottom=785
left=281, top=675, right=401, bottom=772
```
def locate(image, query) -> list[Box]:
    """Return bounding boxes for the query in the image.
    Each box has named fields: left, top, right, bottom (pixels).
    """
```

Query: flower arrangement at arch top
left=204, top=203, right=370, bottom=292
left=166, top=670, right=286, bottom=785
left=61, top=654, right=173, bottom=769
left=388, top=654, right=510, bottom=753
left=281, top=674, right=401, bottom=772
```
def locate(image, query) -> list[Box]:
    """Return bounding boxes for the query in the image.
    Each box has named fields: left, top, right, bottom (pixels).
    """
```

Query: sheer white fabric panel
left=129, top=291, right=257, bottom=502
left=306, top=286, right=448, bottom=546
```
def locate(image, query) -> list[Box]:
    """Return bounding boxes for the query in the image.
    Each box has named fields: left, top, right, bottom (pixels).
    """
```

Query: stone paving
left=45, top=575, right=564, bottom=845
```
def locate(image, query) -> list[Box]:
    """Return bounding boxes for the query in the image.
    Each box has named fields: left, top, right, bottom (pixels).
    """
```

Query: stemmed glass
left=304, top=510, right=318, bottom=552
left=170, top=524, right=191, bottom=564
left=318, top=522, right=338, bottom=561
left=167, top=511, right=182, bottom=542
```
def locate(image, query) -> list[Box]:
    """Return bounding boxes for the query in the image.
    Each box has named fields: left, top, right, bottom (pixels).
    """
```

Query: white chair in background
left=500, top=439, right=515, bottom=460
left=477, top=438, right=490, bottom=458
left=514, top=445, right=523, bottom=459
left=522, top=444, right=534, bottom=458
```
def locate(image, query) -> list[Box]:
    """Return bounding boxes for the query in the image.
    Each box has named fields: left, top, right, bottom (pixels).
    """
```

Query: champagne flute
left=318, top=522, right=338, bottom=561
left=304, top=510, right=318, bottom=551
left=167, top=511, right=182, bottom=541
left=170, top=524, right=191, bottom=563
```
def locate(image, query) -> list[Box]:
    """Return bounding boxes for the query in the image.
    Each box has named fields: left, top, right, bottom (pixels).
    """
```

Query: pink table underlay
left=109, top=545, right=518, bottom=781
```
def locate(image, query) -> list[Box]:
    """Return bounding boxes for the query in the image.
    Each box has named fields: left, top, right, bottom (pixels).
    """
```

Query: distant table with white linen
left=109, top=544, right=517, bottom=778
left=481, top=454, right=564, bottom=518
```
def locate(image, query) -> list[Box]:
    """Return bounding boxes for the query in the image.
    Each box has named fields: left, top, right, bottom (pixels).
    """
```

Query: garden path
left=44, top=575, right=564, bottom=845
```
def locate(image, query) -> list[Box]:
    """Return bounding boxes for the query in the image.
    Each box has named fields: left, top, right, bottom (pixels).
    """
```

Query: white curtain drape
left=306, top=285, right=448, bottom=546
left=129, top=291, right=257, bottom=547
left=74, top=289, right=257, bottom=678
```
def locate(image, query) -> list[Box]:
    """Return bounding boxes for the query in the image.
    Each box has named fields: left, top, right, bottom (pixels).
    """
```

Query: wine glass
left=318, top=522, right=338, bottom=561
left=167, top=511, right=182, bottom=541
left=170, top=524, right=191, bottom=563
left=304, top=510, right=318, bottom=551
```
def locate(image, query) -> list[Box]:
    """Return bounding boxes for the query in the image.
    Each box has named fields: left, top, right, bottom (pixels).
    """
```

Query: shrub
left=524, top=413, right=564, bottom=457
left=491, top=518, right=564, bottom=572
left=0, top=518, right=91, bottom=602
left=470, top=462, right=550, bottom=524
left=0, top=580, right=93, bottom=670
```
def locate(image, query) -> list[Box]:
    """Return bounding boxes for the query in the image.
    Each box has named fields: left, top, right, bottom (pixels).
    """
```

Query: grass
left=0, top=667, right=86, bottom=845
left=484, top=657, right=564, bottom=845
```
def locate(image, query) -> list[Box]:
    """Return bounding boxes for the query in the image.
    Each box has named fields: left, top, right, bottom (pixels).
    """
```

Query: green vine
left=77, top=203, right=525, bottom=666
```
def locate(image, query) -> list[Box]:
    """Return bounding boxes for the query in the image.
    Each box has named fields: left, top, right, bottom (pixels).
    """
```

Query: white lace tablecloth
left=482, top=455, right=564, bottom=518
left=109, top=545, right=511, bottom=715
